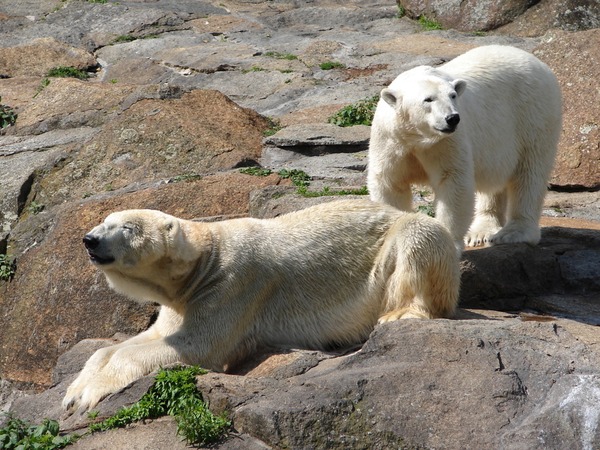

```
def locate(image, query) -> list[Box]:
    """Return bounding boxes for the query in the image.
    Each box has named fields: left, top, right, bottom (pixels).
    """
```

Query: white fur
left=368, top=45, right=562, bottom=251
left=62, top=200, right=460, bottom=412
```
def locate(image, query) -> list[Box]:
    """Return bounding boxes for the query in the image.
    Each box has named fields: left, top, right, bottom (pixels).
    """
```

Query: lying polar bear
left=368, top=45, right=562, bottom=251
left=63, top=199, right=459, bottom=412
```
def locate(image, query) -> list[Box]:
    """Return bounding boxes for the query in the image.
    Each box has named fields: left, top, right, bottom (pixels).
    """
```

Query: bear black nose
left=83, top=234, right=99, bottom=250
left=445, top=113, right=460, bottom=128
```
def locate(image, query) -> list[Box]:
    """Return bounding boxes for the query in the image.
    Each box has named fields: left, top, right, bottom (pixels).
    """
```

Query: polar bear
left=63, top=199, right=459, bottom=412
left=367, top=45, right=562, bottom=251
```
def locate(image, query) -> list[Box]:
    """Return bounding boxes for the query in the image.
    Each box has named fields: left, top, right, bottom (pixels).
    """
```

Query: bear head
left=82, top=209, right=205, bottom=305
left=380, top=66, right=466, bottom=146
left=83, top=209, right=181, bottom=269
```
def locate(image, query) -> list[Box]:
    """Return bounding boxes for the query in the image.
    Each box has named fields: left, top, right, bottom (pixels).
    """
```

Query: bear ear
left=381, top=88, right=400, bottom=107
left=452, top=79, right=467, bottom=96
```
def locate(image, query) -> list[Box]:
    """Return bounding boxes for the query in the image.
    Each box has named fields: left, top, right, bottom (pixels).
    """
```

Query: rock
left=8, top=315, right=600, bottom=449
left=398, top=0, right=538, bottom=32
left=497, top=0, right=600, bottom=36
left=261, top=123, right=370, bottom=182
left=0, top=37, right=97, bottom=78
left=534, top=29, right=600, bottom=190
left=24, top=88, right=271, bottom=208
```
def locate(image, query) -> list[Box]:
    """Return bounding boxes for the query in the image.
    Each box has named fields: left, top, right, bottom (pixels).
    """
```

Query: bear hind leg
left=490, top=169, right=548, bottom=246
left=378, top=255, right=458, bottom=322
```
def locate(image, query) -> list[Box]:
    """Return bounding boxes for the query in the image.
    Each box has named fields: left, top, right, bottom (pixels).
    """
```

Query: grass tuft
left=46, top=66, right=89, bottom=80
left=328, top=95, right=379, bottom=127
left=0, top=96, right=17, bottom=129
left=418, top=15, right=443, bottom=31
left=0, top=416, right=78, bottom=449
left=89, top=366, right=229, bottom=446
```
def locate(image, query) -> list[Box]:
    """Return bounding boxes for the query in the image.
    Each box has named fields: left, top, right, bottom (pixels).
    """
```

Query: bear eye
left=424, top=96, right=434, bottom=103
left=122, top=224, right=135, bottom=233
left=450, top=93, right=457, bottom=99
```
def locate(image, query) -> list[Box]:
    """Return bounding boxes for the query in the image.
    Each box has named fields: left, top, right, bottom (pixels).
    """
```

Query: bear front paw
left=63, top=374, right=119, bottom=413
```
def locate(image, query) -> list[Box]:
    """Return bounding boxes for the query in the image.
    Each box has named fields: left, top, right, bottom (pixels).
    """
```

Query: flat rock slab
left=10, top=316, right=600, bottom=449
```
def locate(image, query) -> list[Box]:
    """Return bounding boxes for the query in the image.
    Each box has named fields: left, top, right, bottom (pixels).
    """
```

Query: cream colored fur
left=63, top=199, right=459, bottom=412
left=368, top=45, right=562, bottom=251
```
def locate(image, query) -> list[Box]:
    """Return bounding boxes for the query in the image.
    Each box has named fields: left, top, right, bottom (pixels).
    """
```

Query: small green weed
left=239, top=167, right=273, bottom=177
left=417, top=203, right=436, bottom=217
left=263, top=117, right=282, bottom=137
left=264, top=51, right=298, bottom=60
left=33, top=78, right=51, bottom=98
left=89, top=366, right=229, bottom=446
left=113, top=34, right=137, bottom=43
left=319, top=61, right=345, bottom=70
left=299, top=185, right=369, bottom=198
left=418, top=15, right=443, bottom=31
left=170, top=173, right=202, bottom=183
left=0, top=416, right=78, bottom=449
left=277, top=168, right=311, bottom=188
left=328, top=95, right=379, bottom=127
left=0, top=254, right=16, bottom=282
left=397, top=5, right=406, bottom=18
left=0, top=96, right=17, bottom=129
left=46, top=66, right=89, bottom=80
left=86, top=0, right=108, bottom=3
left=242, top=66, right=266, bottom=73
left=28, top=201, right=44, bottom=215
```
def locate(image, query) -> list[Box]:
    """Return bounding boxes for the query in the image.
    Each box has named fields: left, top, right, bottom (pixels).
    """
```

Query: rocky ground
left=0, top=0, right=599, bottom=449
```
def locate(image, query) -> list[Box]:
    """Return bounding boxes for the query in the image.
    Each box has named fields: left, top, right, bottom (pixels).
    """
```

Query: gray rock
left=12, top=316, right=598, bottom=449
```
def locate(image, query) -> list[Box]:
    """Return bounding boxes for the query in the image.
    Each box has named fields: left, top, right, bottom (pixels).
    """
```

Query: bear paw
left=489, top=223, right=541, bottom=246
left=465, top=230, right=495, bottom=247
left=465, top=217, right=502, bottom=247
left=378, top=308, right=430, bottom=322
left=63, top=373, right=121, bottom=413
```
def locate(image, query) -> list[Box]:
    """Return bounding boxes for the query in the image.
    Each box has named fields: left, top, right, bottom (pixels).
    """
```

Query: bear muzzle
left=83, top=233, right=115, bottom=265
left=443, top=113, right=460, bottom=132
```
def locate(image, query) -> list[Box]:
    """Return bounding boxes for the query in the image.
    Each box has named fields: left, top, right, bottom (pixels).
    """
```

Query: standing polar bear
left=368, top=45, right=562, bottom=251
left=63, top=199, right=459, bottom=412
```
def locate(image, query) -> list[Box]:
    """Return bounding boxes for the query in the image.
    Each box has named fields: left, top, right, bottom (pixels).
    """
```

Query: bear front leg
left=368, top=170, right=413, bottom=211
left=63, top=331, right=181, bottom=413
left=433, top=179, right=474, bottom=254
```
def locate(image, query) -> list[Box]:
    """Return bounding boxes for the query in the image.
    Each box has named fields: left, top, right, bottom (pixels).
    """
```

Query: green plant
left=0, top=100, right=17, bottom=129
left=328, top=95, right=379, bottom=127
left=89, top=366, right=229, bottom=445
left=263, top=117, right=282, bottom=137
left=239, top=167, right=273, bottom=177
left=417, top=203, right=436, bottom=217
left=264, top=51, right=298, bottom=60
left=33, top=78, right=51, bottom=98
left=87, top=411, right=99, bottom=420
left=0, top=254, right=16, bottom=282
left=113, top=34, right=137, bottom=43
left=277, top=168, right=311, bottom=188
left=242, top=66, right=266, bottom=73
left=397, top=5, right=406, bottom=18
left=87, top=0, right=108, bottom=3
left=319, top=61, right=345, bottom=70
left=46, top=66, right=89, bottom=80
left=0, top=416, right=78, bottom=449
left=28, top=201, right=44, bottom=215
left=170, top=173, right=202, bottom=183
left=298, top=185, right=369, bottom=198
left=418, top=15, right=443, bottom=31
